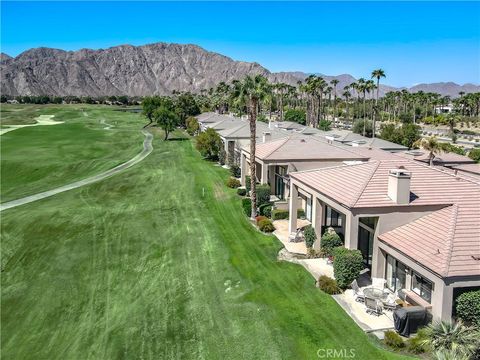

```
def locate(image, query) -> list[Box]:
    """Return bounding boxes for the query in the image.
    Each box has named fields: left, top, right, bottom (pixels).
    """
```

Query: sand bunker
left=0, top=115, right=64, bottom=135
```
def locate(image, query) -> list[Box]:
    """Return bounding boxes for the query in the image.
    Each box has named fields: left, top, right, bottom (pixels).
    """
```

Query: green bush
left=263, top=206, right=272, bottom=218
left=258, top=219, right=275, bottom=232
left=242, top=198, right=252, bottom=217
left=226, top=177, right=241, bottom=188
left=384, top=330, right=405, bottom=349
left=259, top=203, right=271, bottom=216
left=196, top=128, right=223, bottom=161
left=237, top=188, right=247, bottom=196
left=186, top=116, right=200, bottom=136
left=245, top=176, right=252, bottom=193
left=321, top=230, right=343, bottom=257
left=317, top=275, right=341, bottom=295
left=297, top=209, right=305, bottom=218
left=230, top=164, right=241, bottom=178
left=468, top=148, right=480, bottom=163
left=333, top=247, right=364, bottom=288
left=257, top=184, right=271, bottom=206
left=303, top=225, right=317, bottom=248
left=272, top=209, right=289, bottom=220
left=456, top=290, right=480, bottom=326
left=406, top=328, right=430, bottom=354
left=284, top=108, right=306, bottom=125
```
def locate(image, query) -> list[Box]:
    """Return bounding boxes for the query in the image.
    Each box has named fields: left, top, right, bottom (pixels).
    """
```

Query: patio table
left=363, top=287, right=388, bottom=301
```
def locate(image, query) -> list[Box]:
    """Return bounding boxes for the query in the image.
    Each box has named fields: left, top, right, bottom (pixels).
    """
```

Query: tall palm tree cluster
left=204, top=72, right=480, bottom=136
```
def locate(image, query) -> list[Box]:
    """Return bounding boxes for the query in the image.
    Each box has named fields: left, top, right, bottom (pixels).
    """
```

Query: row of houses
left=197, top=112, right=480, bottom=323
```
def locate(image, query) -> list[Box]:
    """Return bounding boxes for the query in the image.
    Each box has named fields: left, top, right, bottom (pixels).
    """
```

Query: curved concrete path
left=0, top=129, right=153, bottom=212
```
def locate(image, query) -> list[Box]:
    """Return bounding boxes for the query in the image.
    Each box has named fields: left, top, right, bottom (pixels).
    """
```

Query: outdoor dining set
left=351, top=278, right=404, bottom=316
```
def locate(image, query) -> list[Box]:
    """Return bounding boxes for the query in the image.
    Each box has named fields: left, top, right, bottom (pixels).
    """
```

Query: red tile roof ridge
left=260, top=136, right=290, bottom=159
left=351, top=161, right=382, bottom=208
left=442, top=204, right=459, bottom=277
left=289, top=158, right=377, bottom=175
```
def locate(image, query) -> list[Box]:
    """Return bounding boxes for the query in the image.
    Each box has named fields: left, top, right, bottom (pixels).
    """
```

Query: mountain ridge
left=1, top=42, right=478, bottom=97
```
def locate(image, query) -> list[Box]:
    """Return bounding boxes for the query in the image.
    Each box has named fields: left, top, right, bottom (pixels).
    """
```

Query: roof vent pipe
left=387, top=168, right=411, bottom=205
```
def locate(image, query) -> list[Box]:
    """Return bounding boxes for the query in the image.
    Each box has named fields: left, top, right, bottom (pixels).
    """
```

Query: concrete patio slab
left=273, top=219, right=310, bottom=255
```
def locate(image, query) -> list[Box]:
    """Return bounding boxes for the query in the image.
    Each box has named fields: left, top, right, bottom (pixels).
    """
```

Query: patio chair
left=382, top=293, right=398, bottom=311
left=351, top=280, right=365, bottom=303
left=365, top=297, right=383, bottom=316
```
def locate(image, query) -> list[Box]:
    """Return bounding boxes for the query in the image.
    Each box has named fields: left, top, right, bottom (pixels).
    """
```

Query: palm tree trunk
left=249, top=98, right=258, bottom=219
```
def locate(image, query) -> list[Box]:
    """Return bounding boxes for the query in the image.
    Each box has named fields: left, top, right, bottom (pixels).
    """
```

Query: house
left=240, top=135, right=372, bottom=219
left=321, top=130, right=408, bottom=152
left=287, top=159, right=480, bottom=322
left=397, top=149, right=476, bottom=166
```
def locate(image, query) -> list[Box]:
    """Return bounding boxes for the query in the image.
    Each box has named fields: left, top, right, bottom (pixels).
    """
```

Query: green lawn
left=1, top=104, right=143, bottom=202
left=1, top=110, right=410, bottom=359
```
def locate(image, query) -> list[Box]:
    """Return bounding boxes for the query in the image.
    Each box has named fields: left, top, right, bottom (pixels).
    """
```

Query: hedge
left=456, top=290, right=480, bottom=326
left=230, top=164, right=241, bottom=178
left=321, top=230, right=343, bottom=257
left=333, top=247, right=364, bottom=289
left=272, top=209, right=289, bottom=220
left=241, top=198, right=252, bottom=217
left=259, top=203, right=271, bottom=217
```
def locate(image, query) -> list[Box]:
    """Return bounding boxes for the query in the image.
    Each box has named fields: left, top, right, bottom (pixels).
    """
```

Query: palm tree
left=343, top=89, right=351, bottom=122
left=330, top=79, right=339, bottom=121
left=371, top=69, right=386, bottom=137
left=235, top=75, right=271, bottom=219
left=422, top=321, right=480, bottom=359
left=414, top=136, right=442, bottom=166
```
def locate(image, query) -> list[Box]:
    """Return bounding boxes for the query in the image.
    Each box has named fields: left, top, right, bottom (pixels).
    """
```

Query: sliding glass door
left=386, top=255, right=407, bottom=292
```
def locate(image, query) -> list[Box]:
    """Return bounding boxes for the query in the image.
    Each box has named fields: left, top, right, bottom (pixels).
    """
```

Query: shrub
left=307, top=248, right=321, bottom=259
left=237, top=188, right=247, bottom=196
left=406, top=328, right=430, bottom=354
left=196, top=128, right=223, bottom=160
left=321, top=230, right=344, bottom=257
left=226, top=177, right=241, bottom=188
left=456, top=290, right=480, bottom=326
left=468, top=148, right=480, bottom=163
left=242, top=198, right=252, bottom=217
left=255, top=215, right=267, bottom=224
left=317, top=275, right=341, bottom=295
left=257, top=184, right=271, bottom=206
left=333, top=247, right=364, bottom=288
left=297, top=208, right=305, bottom=218
left=303, top=225, right=317, bottom=248
left=272, top=209, right=289, bottom=220
left=284, top=108, right=306, bottom=125
left=186, top=116, right=200, bottom=136
left=230, top=164, right=241, bottom=178
left=258, top=219, right=275, bottom=232
left=259, top=203, right=271, bottom=216
left=263, top=206, right=272, bottom=218
left=384, top=330, right=405, bottom=349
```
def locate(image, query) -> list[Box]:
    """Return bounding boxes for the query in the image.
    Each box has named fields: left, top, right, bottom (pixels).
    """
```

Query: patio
left=273, top=219, right=311, bottom=255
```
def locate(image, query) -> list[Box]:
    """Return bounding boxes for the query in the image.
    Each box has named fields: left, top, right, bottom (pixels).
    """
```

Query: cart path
left=0, top=129, right=153, bottom=212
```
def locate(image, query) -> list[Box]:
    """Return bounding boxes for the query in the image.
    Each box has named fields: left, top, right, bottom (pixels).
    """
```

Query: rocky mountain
left=1, top=42, right=478, bottom=97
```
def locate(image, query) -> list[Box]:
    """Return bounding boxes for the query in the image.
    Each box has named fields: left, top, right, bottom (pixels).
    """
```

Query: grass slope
left=1, top=127, right=409, bottom=359
left=1, top=105, right=142, bottom=202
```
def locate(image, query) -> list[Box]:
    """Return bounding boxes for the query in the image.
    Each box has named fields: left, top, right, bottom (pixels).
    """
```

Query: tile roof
left=397, top=150, right=476, bottom=164
left=290, top=159, right=480, bottom=278
left=252, top=135, right=369, bottom=162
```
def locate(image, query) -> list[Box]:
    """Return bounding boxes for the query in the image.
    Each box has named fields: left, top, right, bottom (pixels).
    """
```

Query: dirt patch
left=213, top=183, right=228, bottom=201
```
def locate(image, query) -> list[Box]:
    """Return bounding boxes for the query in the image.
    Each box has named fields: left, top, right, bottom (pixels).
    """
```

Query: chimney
left=388, top=166, right=411, bottom=205
left=263, top=131, right=272, bottom=143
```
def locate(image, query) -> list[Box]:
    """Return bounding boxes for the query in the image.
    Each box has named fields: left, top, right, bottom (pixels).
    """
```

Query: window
left=325, top=206, right=342, bottom=227
left=385, top=255, right=407, bottom=292
left=412, top=272, right=433, bottom=303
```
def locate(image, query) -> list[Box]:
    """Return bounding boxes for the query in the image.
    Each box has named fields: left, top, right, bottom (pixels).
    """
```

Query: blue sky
left=1, top=1, right=479, bottom=87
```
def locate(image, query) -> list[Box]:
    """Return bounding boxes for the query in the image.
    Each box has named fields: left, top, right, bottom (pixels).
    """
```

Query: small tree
left=353, top=119, right=373, bottom=137
left=284, top=108, right=306, bottom=125
left=321, top=229, right=343, bottom=256
left=196, top=128, right=223, bottom=160
left=303, top=225, right=317, bottom=248
left=318, top=119, right=332, bottom=131
left=186, top=117, right=200, bottom=136
left=333, top=247, right=364, bottom=288
left=154, top=106, right=180, bottom=140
